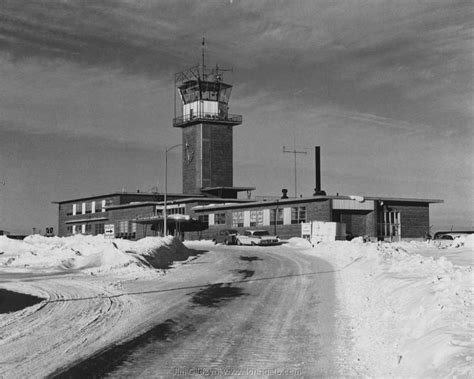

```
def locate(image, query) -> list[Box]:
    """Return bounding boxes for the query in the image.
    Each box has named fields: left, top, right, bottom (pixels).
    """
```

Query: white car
left=236, top=230, right=280, bottom=246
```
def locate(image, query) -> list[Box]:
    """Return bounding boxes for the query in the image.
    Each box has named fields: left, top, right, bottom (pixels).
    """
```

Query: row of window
left=66, top=200, right=113, bottom=216
left=166, top=207, right=186, bottom=215
left=67, top=223, right=103, bottom=235
left=119, top=220, right=137, bottom=234
left=117, top=232, right=137, bottom=240
left=66, top=221, right=136, bottom=237
left=203, top=207, right=307, bottom=228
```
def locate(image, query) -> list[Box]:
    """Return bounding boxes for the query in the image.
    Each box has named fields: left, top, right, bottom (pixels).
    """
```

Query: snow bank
left=0, top=235, right=192, bottom=275
left=294, top=237, right=473, bottom=377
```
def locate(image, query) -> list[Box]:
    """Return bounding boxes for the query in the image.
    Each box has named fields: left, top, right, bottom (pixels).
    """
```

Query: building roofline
left=201, top=186, right=256, bottom=192
left=192, top=195, right=443, bottom=212
left=105, top=197, right=253, bottom=210
left=51, top=192, right=204, bottom=204
left=362, top=196, right=443, bottom=203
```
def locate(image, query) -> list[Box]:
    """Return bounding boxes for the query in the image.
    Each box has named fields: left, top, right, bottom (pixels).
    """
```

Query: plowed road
left=2, top=243, right=341, bottom=378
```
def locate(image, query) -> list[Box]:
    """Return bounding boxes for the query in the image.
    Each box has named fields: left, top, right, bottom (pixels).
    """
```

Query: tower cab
left=173, top=61, right=252, bottom=198
left=173, top=65, right=242, bottom=127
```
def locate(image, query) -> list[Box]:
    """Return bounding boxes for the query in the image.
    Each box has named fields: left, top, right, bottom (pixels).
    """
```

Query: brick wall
left=333, top=210, right=376, bottom=237
left=57, top=195, right=120, bottom=236
left=183, top=126, right=199, bottom=194
left=182, top=123, right=233, bottom=194
left=185, top=199, right=332, bottom=240
left=107, top=205, right=156, bottom=239
left=209, top=124, right=233, bottom=188
left=389, top=202, right=430, bottom=238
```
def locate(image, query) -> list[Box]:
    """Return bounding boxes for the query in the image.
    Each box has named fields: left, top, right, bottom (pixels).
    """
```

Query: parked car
left=236, top=230, right=280, bottom=246
left=433, top=231, right=474, bottom=240
left=213, top=229, right=239, bottom=245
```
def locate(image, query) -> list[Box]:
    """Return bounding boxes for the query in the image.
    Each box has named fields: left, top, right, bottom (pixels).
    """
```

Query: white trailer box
left=302, top=221, right=346, bottom=244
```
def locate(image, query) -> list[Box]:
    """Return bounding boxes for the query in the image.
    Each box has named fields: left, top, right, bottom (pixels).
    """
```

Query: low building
left=189, top=195, right=442, bottom=241
left=54, top=191, right=441, bottom=242
left=53, top=57, right=443, bottom=242
left=53, top=192, right=251, bottom=240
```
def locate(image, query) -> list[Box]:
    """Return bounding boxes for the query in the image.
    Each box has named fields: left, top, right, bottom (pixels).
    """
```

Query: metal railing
left=173, top=113, right=242, bottom=127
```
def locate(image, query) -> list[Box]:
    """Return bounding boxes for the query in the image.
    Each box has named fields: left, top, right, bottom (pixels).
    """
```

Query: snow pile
left=0, top=235, right=191, bottom=275
left=115, top=236, right=195, bottom=269
left=450, top=233, right=474, bottom=249
left=294, top=238, right=473, bottom=377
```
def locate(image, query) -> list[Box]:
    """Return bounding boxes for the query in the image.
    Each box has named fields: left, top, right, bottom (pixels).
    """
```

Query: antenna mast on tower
left=201, top=37, right=205, bottom=80
left=283, top=137, right=308, bottom=197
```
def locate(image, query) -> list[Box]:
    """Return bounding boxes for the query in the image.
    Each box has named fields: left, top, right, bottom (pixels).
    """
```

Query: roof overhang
left=52, top=192, right=204, bottom=204
left=65, top=217, right=108, bottom=224
left=192, top=195, right=443, bottom=212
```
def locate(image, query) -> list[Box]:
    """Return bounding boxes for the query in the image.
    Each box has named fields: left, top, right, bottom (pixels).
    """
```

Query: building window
left=94, top=223, right=105, bottom=235
left=291, top=206, right=306, bottom=224
left=101, top=200, right=106, bottom=212
left=232, top=211, right=244, bottom=227
left=250, top=210, right=263, bottom=227
left=116, top=221, right=136, bottom=240
left=91, top=201, right=96, bottom=214
left=198, top=215, right=209, bottom=224
left=168, top=206, right=185, bottom=215
left=85, top=223, right=92, bottom=234
left=72, top=204, right=77, bottom=216
left=119, top=220, right=129, bottom=234
left=67, top=226, right=72, bottom=235
left=215, top=213, right=226, bottom=225
left=270, top=208, right=284, bottom=225
left=66, top=204, right=74, bottom=216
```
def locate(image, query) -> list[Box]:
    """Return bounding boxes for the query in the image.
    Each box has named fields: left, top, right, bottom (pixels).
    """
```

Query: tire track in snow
left=0, top=276, right=139, bottom=378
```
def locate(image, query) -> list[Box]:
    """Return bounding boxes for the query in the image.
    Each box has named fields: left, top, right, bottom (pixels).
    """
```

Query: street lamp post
left=163, top=143, right=187, bottom=237
left=273, top=201, right=280, bottom=236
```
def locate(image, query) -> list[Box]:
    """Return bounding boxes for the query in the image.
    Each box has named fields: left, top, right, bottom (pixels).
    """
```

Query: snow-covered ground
left=0, top=235, right=197, bottom=377
left=288, top=235, right=473, bottom=377
left=0, top=234, right=192, bottom=275
left=0, top=234, right=472, bottom=377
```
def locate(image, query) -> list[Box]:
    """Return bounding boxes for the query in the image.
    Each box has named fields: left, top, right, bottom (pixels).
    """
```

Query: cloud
left=0, top=0, right=472, bottom=230
left=0, top=0, right=187, bottom=77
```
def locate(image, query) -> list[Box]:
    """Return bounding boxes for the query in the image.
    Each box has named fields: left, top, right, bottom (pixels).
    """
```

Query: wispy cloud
left=0, top=0, right=472, bottom=231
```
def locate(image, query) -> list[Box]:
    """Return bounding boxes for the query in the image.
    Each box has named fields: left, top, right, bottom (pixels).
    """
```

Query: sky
left=0, top=0, right=472, bottom=234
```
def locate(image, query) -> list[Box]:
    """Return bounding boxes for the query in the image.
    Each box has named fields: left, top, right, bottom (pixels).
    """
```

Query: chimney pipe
left=313, top=146, right=326, bottom=196
left=315, top=146, right=321, bottom=193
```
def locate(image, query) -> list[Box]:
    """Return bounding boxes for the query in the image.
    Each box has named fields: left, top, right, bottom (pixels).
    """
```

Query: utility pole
left=164, top=143, right=188, bottom=237
left=283, top=142, right=307, bottom=198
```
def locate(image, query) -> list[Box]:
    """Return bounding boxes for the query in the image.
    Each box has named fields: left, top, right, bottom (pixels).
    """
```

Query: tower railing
left=173, top=113, right=242, bottom=127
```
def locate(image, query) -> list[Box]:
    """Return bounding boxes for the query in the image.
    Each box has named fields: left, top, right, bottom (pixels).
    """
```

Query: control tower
left=174, top=50, right=251, bottom=198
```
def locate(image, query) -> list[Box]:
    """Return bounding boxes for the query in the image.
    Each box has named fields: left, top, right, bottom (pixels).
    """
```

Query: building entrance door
left=378, top=211, right=401, bottom=241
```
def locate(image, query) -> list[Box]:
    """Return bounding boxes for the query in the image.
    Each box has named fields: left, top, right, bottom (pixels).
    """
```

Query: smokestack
left=315, top=146, right=321, bottom=193
left=313, top=146, right=326, bottom=196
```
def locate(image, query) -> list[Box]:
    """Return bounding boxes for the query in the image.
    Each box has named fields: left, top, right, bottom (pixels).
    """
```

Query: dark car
left=213, top=229, right=239, bottom=245
left=433, top=231, right=474, bottom=240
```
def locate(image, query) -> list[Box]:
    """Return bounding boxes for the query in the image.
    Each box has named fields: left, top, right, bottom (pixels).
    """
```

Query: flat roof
left=363, top=196, right=443, bottom=203
left=201, top=186, right=256, bottom=192
left=52, top=192, right=204, bottom=204
left=106, top=197, right=252, bottom=210
left=192, top=195, right=443, bottom=212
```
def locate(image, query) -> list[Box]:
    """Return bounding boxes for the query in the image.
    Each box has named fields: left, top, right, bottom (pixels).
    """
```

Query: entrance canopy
left=133, top=214, right=208, bottom=232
